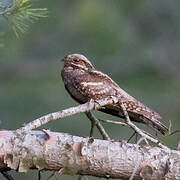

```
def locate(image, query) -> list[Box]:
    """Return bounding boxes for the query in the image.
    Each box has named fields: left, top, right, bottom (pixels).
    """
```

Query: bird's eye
left=73, top=59, right=79, bottom=63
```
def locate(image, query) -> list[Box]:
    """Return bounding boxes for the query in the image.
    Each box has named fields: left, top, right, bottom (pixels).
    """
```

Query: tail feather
left=99, top=102, right=168, bottom=135
left=139, top=116, right=168, bottom=135
left=123, top=100, right=168, bottom=135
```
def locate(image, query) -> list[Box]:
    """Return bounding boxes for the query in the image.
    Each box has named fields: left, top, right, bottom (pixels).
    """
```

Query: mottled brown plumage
left=61, top=54, right=168, bottom=135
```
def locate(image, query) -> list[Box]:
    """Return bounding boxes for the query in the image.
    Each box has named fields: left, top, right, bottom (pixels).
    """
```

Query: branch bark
left=19, top=97, right=119, bottom=131
left=19, top=97, right=168, bottom=149
left=0, top=130, right=179, bottom=180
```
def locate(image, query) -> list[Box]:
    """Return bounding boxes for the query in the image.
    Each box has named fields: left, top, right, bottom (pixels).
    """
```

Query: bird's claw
left=88, top=99, right=100, bottom=110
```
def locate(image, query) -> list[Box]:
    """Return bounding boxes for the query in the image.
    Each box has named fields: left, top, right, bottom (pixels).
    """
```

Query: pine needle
left=1, top=0, right=48, bottom=37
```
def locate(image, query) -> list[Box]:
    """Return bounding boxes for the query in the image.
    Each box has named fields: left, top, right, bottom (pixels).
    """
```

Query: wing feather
left=71, top=69, right=168, bottom=134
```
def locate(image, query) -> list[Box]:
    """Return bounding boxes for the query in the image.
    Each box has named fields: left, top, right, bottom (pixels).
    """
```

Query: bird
left=61, top=54, right=168, bottom=135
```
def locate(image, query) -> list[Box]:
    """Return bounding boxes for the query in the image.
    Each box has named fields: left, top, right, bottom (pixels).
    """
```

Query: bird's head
left=62, top=54, right=94, bottom=71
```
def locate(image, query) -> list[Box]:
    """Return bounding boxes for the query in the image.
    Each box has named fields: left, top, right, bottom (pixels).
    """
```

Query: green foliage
left=0, top=0, right=48, bottom=37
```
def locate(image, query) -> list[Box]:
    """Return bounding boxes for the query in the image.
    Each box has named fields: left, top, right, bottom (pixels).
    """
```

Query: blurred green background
left=0, top=0, right=180, bottom=179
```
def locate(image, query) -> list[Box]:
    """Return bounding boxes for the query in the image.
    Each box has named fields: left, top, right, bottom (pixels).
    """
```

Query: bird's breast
left=61, top=69, right=89, bottom=103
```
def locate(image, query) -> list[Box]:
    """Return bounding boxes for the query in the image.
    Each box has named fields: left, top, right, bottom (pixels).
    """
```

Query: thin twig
left=85, top=111, right=111, bottom=140
left=167, top=119, right=180, bottom=136
left=127, top=131, right=136, bottom=143
left=99, top=118, right=154, bottom=144
left=19, top=97, right=119, bottom=131
left=46, top=172, right=56, bottom=180
left=120, top=102, right=169, bottom=150
left=168, top=119, right=172, bottom=134
left=89, top=115, right=95, bottom=137
left=99, top=118, right=138, bottom=143
left=38, top=171, right=41, bottom=180
left=98, top=118, right=127, bottom=126
left=18, top=95, right=168, bottom=150
left=168, top=130, right=180, bottom=136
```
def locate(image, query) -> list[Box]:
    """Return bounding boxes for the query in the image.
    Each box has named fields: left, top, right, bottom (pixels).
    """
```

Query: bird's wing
left=72, top=69, right=168, bottom=134
left=123, top=99, right=169, bottom=134
left=121, top=98, right=161, bottom=119
left=90, top=70, right=162, bottom=119
left=102, top=97, right=168, bottom=135
left=71, top=70, right=118, bottom=100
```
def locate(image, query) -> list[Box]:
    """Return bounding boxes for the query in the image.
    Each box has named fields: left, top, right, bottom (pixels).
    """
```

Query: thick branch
left=19, top=97, right=168, bottom=150
left=0, top=130, right=179, bottom=179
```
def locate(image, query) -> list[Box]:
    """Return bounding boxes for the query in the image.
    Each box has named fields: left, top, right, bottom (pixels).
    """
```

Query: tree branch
left=85, top=111, right=111, bottom=140
left=19, top=97, right=119, bottom=131
left=0, top=130, right=179, bottom=179
left=19, top=97, right=169, bottom=150
left=120, top=102, right=169, bottom=150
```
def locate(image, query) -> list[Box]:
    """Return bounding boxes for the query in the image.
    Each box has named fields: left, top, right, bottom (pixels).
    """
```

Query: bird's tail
left=123, top=100, right=169, bottom=135
left=139, top=116, right=168, bottom=135
left=99, top=101, right=168, bottom=135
